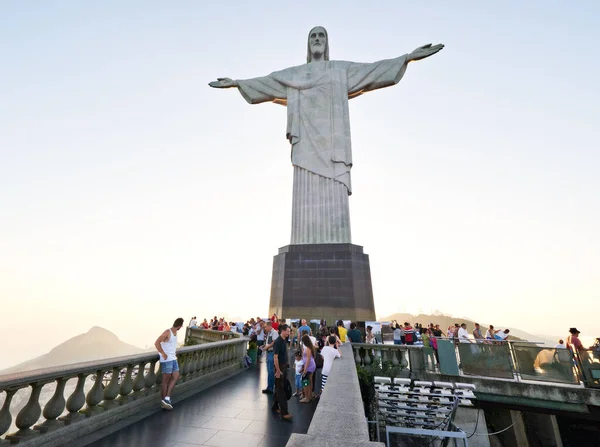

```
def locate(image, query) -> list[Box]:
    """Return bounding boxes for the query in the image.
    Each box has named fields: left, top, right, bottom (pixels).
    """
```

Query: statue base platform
left=268, top=243, right=376, bottom=323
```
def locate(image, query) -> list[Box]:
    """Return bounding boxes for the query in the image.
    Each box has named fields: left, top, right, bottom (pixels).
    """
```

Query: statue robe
left=237, top=55, right=409, bottom=244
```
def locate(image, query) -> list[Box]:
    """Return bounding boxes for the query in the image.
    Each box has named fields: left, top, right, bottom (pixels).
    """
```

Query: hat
left=569, top=327, right=580, bottom=334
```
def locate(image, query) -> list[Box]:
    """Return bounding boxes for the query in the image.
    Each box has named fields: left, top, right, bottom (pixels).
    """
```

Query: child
left=293, top=350, right=304, bottom=397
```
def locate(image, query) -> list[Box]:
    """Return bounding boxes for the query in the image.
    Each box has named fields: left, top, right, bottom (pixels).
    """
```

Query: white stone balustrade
left=0, top=337, right=247, bottom=445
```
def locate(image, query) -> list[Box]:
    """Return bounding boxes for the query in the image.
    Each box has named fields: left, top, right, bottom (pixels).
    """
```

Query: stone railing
left=185, top=327, right=241, bottom=344
left=286, top=343, right=383, bottom=446
left=351, top=343, right=425, bottom=375
left=0, top=337, right=247, bottom=446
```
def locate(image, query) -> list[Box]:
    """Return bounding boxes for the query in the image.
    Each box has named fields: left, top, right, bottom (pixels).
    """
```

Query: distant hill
left=1, top=326, right=144, bottom=374
left=379, top=312, right=558, bottom=346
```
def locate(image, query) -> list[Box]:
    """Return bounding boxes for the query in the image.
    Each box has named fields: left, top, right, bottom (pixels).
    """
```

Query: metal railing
left=0, top=337, right=247, bottom=444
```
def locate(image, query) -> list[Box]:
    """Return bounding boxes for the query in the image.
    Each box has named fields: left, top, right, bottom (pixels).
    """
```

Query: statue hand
left=208, top=77, right=238, bottom=88
left=409, top=43, right=444, bottom=62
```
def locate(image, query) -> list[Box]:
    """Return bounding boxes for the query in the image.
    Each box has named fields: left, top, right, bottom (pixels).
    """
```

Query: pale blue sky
left=1, top=1, right=599, bottom=369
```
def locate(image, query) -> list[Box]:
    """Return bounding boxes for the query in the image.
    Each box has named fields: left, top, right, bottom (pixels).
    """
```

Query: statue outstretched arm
left=407, top=43, right=444, bottom=62
left=209, top=74, right=287, bottom=105
left=208, top=78, right=239, bottom=88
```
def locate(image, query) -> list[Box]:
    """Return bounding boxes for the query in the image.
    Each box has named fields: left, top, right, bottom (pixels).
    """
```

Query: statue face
left=309, top=27, right=327, bottom=57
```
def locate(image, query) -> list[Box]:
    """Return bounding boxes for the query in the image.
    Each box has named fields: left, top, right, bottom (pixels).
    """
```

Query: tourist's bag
left=284, top=377, right=293, bottom=400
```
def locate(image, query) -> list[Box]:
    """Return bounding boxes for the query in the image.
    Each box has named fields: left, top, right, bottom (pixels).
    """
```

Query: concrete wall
left=286, top=344, right=383, bottom=447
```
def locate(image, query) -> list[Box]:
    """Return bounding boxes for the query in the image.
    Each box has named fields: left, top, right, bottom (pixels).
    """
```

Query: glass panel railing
left=512, top=345, right=578, bottom=384
left=578, top=349, right=600, bottom=388
left=456, top=342, right=514, bottom=379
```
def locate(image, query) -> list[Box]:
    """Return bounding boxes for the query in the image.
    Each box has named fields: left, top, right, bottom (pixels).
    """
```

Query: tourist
left=393, top=323, right=402, bottom=345
left=432, top=325, right=443, bottom=338
left=458, top=323, right=470, bottom=343
left=154, top=317, right=184, bottom=410
left=566, top=328, right=588, bottom=355
left=300, top=334, right=317, bottom=403
left=494, top=328, right=510, bottom=341
left=188, top=316, right=197, bottom=329
left=347, top=322, right=362, bottom=343
left=447, top=325, right=454, bottom=339
left=366, top=325, right=376, bottom=344
left=293, top=350, right=304, bottom=397
left=272, top=324, right=292, bottom=421
left=256, top=321, right=265, bottom=359
left=298, top=319, right=312, bottom=337
left=403, top=322, right=415, bottom=345
left=337, top=320, right=348, bottom=343
left=201, top=319, right=209, bottom=329
left=473, top=323, right=483, bottom=341
left=290, top=322, right=299, bottom=349
left=320, top=335, right=342, bottom=392
left=319, top=319, right=328, bottom=333
left=261, top=321, right=278, bottom=394
left=555, top=339, right=566, bottom=349
left=485, top=325, right=498, bottom=341
left=329, top=327, right=342, bottom=347
left=211, top=317, right=218, bottom=331
left=271, top=314, right=280, bottom=331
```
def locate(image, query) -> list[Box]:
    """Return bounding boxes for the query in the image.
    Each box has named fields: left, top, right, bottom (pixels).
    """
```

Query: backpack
left=243, top=355, right=253, bottom=368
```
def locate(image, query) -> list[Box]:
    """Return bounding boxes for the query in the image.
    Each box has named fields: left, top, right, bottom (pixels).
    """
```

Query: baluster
left=391, top=349, right=399, bottom=366
left=194, top=351, right=203, bottom=377
left=373, top=345, right=381, bottom=368
left=145, top=361, right=157, bottom=394
left=0, top=389, right=16, bottom=438
left=101, top=367, right=122, bottom=409
left=131, top=362, right=147, bottom=399
left=354, top=347, right=361, bottom=365
left=206, top=349, right=213, bottom=372
left=35, top=377, right=67, bottom=432
left=190, top=351, right=199, bottom=378
left=155, top=363, right=163, bottom=388
left=400, top=350, right=409, bottom=369
left=82, top=370, right=105, bottom=415
left=117, top=364, right=134, bottom=404
left=381, top=347, right=389, bottom=365
left=60, top=375, right=87, bottom=424
left=364, top=348, right=371, bottom=365
left=198, top=350, right=206, bottom=374
left=213, top=347, right=220, bottom=370
left=7, top=382, right=44, bottom=442
left=178, top=354, right=188, bottom=382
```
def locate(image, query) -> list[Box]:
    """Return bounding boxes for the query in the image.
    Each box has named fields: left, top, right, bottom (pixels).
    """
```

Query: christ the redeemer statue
left=210, top=26, right=443, bottom=245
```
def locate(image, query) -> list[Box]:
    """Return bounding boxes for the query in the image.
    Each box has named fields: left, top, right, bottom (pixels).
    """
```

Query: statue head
left=307, top=26, right=329, bottom=63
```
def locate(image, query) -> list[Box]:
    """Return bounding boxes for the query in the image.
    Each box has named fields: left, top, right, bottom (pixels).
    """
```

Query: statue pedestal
left=268, top=244, right=376, bottom=323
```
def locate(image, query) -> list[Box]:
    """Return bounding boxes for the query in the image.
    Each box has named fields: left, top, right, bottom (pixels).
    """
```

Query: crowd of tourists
left=155, top=315, right=598, bottom=417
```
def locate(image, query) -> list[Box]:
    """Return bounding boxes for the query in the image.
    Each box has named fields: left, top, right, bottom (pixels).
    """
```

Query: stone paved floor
left=88, top=354, right=318, bottom=447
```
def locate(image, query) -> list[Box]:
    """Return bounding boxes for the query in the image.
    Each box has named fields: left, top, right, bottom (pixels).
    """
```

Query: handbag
left=284, top=377, right=293, bottom=400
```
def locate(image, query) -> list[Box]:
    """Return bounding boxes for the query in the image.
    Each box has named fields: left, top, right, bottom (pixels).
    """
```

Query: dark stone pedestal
left=268, top=244, right=376, bottom=323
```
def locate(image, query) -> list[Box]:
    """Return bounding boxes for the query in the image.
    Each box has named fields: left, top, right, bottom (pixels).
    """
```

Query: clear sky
left=1, top=1, right=599, bottom=369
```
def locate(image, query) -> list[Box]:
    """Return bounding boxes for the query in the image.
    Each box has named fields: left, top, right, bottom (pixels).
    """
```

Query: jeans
left=394, top=340, right=402, bottom=345
left=266, top=351, right=275, bottom=392
left=295, top=373, right=302, bottom=392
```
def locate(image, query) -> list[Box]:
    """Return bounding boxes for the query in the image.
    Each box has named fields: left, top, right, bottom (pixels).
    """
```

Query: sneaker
left=161, top=398, right=173, bottom=410
left=262, top=388, right=273, bottom=394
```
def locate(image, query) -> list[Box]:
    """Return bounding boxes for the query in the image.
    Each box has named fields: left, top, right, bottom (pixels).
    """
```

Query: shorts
left=160, top=360, right=179, bottom=374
